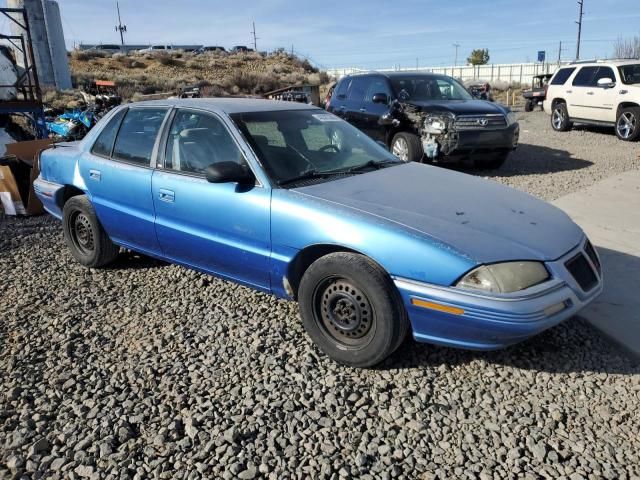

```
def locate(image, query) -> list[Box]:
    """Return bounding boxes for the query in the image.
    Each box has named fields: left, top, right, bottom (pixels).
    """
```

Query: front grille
left=455, top=115, right=507, bottom=130
left=565, top=253, right=598, bottom=292
left=584, top=240, right=601, bottom=274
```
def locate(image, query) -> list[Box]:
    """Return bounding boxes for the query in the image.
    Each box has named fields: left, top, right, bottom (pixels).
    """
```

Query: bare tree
left=613, top=36, right=640, bottom=59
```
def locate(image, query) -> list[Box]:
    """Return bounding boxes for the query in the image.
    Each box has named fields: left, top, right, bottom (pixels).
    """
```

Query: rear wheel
left=615, top=107, right=640, bottom=141
left=524, top=99, right=533, bottom=112
left=390, top=132, right=423, bottom=162
left=551, top=102, right=572, bottom=132
left=62, top=195, right=119, bottom=268
left=298, top=252, right=408, bottom=368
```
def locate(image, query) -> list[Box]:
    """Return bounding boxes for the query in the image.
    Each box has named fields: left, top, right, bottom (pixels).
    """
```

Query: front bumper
left=394, top=241, right=603, bottom=350
left=453, top=122, right=520, bottom=154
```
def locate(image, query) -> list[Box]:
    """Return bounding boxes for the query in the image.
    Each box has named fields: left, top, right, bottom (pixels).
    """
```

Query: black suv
left=327, top=72, right=519, bottom=168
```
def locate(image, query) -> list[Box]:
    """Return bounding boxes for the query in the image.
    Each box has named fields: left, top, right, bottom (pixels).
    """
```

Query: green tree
left=467, top=48, right=490, bottom=66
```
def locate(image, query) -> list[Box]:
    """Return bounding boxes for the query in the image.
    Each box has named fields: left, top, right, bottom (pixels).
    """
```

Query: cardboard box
left=0, top=139, right=53, bottom=216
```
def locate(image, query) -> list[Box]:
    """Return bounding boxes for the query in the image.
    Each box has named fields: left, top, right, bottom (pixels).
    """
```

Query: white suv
left=544, top=60, right=640, bottom=141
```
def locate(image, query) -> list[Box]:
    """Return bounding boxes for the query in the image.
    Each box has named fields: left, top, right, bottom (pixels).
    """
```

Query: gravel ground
left=485, top=110, right=640, bottom=200
left=2, top=113, right=640, bottom=480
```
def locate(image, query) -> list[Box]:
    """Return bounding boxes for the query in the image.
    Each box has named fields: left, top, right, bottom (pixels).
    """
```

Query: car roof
left=567, top=59, right=639, bottom=67
left=342, top=71, right=447, bottom=80
left=128, top=98, right=322, bottom=114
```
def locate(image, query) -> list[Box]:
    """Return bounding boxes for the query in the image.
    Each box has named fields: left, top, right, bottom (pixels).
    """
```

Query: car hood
left=404, top=99, right=507, bottom=115
left=293, top=163, right=582, bottom=264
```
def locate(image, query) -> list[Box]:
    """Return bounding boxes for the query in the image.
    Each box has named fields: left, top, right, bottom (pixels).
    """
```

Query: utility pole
left=416, top=57, right=419, bottom=70
left=251, top=21, right=258, bottom=52
left=557, top=40, right=563, bottom=65
left=453, top=42, right=460, bottom=66
left=575, top=0, right=584, bottom=60
left=114, top=2, right=127, bottom=49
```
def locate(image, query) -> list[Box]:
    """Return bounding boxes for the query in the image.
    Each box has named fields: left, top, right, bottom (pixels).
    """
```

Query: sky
left=11, top=0, right=639, bottom=70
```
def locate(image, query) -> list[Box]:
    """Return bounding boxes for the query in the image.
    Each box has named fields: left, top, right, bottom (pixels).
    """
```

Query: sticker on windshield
left=312, top=114, right=341, bottom=122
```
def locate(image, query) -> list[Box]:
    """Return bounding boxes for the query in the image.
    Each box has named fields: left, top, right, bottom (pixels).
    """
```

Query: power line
left=575, top=0, right=584, bottom=60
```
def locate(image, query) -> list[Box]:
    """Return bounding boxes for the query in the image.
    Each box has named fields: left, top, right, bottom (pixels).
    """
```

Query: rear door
left=569, top=66, right=598, bottom=119
left=151, top=108, right=271, bottom=289
left=342, top=76, right=369, bottom=128
left=327, top=78, right=350, bottom=119
left=79, top=106, right=169, bottom=254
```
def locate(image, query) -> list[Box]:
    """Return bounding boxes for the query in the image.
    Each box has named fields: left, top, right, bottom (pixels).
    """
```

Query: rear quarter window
left=91, top=108, right=126, bottom=157
left=335, top=79, right=349, bottom=100
left=550, top=68, right=576, bottom=85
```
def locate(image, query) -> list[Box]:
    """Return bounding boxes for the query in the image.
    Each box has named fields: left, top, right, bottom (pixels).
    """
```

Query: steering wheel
left=319, top=144, right=340, bottom=153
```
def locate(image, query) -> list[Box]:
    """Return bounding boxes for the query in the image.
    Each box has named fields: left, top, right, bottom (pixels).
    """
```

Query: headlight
left=423, top=116, right=447, bottom=134
left=506, top=111, right=517, bottom=126
left=455, top=261, right=549, bottom=294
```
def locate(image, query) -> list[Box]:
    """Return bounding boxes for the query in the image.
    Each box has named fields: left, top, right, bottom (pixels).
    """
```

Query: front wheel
left=298, top=252, right=408, bottom=367
left=390, top=132, right=423, bottom=162
left=615, top=107, right=640, bottom=141
left=551, top=102, right=572, bottom=132
left=63, top=195, right=119, bottom=268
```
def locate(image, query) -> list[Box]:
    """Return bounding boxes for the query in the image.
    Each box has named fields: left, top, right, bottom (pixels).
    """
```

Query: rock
left=27, top=438, right=50, bottom=457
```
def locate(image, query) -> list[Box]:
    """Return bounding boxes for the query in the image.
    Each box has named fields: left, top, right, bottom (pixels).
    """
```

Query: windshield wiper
left=325, top=159, right=401, bottom=175
left=278, top=169, right=329, bottom=186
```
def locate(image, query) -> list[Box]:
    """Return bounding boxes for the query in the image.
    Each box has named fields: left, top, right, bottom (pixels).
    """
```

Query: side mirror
left=205, top=161, right=255, bottom=185
left=597, top=78, right=615, bottom=88
left=372, top=93, right=389, bottom=104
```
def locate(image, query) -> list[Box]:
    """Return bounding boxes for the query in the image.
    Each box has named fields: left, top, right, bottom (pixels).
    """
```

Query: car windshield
left=230, top=109, right=402, bottom=186
left=618, top=64, right=640, bottom=85
left=390, top=75, right=473, bottom=101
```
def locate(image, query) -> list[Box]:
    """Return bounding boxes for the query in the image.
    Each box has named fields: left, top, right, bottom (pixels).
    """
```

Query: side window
left=112, top=108, right=168, bottom=166
left=572, top=67, right=598, bottom=87
left=593, top=67, right=615, bottom=84
left=347, top=77, right=370, bottom=102
left=335, top=79, right=350, bottom=100
left=165, top=110, right=244, bottom=174
left=91, top=108, right=126, bottom=157
left=550, top=68, right=576, bottom=85
left=365, top=77, right=392, bottom=103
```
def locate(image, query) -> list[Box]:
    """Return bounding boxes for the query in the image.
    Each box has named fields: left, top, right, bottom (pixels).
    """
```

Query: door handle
left=158, top=189, right=175, bottom=203
left=586, top=91, right=594, bottom=95
left=89, top=169, right=101, bottom=181
left=359, top=108, right=366, bottom=112
left=566, top=90, right=572, bottom=94
left=339, top=105, right=346, bottom=110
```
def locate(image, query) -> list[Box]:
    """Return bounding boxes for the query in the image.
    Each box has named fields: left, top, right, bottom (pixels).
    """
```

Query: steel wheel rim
left=392, top=137, right=409, bottom=161
left=552, top=108, right=564, bottom=129
left=617, top=112, right=636, bottom=139
left=313, top=276, right=376, bottom=348
left=70, top=211, right=95, bottom=255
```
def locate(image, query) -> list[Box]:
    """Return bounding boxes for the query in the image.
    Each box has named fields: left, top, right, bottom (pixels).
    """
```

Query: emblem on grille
left=476, top=118, right=489, bottom=127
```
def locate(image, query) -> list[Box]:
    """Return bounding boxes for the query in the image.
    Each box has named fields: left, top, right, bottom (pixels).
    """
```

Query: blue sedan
left=34, top=99, right=603, bottom=367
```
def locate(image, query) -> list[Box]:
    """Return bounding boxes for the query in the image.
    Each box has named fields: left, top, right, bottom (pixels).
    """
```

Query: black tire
left=474, top=152, right=509, bottom=170
left=62, top=195, right=119, bottom=268
left=298, top=252, right=408, bottom=368
left=615, top=107, right=640, bottom=141
left=390, top=132, right=423, bottom=162
left=551, top=102, right=572, bottom=132
left=524, top=100, right=533, bottom=112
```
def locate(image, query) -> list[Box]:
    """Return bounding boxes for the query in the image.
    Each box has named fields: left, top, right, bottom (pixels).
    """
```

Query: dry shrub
left=186, top=59, right=204, bottom=70
left=156, top=53, right=184, bottom=67
left=72, top=50, right=106, bottom=62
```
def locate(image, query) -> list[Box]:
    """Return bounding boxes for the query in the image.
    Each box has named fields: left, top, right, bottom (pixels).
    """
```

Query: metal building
left=6, top=0, right=71, bottom=90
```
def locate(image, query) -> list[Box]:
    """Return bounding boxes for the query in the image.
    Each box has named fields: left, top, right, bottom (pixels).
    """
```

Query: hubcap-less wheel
left=552, top=107, right=565, bottom=129
left=314, top=277, right=375, bottom=347
left=70, top=212, right=95, bottom=255
left=392, top=137, right=409, bottom=161
left=617, top=111, right=637, bottom=139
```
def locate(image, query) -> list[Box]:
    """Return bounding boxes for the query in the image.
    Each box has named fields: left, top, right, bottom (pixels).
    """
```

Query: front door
left=79, top=106, right=169, bottom=254
left=151, top=109, right=271, bottom=290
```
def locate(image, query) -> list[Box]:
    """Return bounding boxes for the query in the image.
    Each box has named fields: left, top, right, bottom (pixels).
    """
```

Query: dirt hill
left=68, top=49, right=329, bottom=100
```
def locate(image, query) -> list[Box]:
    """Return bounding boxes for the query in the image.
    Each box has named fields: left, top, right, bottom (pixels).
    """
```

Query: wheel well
left=617, top=102, right=640, bottom=116
left=287, top=244, right=360, bottom=298
left=56, top=185, right=84, bottom=209
left=551, top=98, right=566, bottom=108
